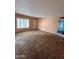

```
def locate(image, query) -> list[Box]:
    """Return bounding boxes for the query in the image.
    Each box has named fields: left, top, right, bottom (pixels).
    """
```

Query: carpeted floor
left=15, top=30, right=64, bottom=59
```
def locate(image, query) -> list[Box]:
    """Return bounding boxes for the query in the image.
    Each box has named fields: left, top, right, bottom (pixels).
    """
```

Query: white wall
left=38, top=17, right=58, bottom=33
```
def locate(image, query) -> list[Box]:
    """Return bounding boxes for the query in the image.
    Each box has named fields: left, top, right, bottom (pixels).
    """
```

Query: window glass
left=16, top=18, right=29, bottom=29
left=57, top=20, right=64, bottom=35
left=26, top=19, right=29, bottom=28
left=17, top=18, right=21, bottom=28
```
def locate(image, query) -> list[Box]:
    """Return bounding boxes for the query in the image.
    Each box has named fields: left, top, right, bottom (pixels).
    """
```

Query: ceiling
left=15, top=0, right=64, bottom=18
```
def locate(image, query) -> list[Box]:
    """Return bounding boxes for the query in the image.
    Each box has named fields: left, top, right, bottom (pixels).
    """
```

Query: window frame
left=16, top=17, right=30, bottom=29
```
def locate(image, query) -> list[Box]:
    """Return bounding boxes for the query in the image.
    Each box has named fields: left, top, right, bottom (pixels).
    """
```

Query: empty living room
left=15, top=0, right=64, bottom=59
left=1, top=0, right=79, bottom=59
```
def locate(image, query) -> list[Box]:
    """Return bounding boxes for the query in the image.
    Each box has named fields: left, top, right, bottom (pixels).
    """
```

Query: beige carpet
left=15, top=30, right=64, bottom=59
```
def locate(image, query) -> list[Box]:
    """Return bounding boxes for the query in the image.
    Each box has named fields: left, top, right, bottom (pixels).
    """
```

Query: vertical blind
left=16, top=18, right=29, bottom=29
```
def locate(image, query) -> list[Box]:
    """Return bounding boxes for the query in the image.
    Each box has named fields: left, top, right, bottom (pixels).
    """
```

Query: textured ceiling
left=15, top=0, right=64, bottom=17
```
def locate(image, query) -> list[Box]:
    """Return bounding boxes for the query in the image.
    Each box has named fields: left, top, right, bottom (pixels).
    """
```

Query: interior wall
left=38, top=17, right=58, bottom=33
left=15, top=13, right=38, bottom=33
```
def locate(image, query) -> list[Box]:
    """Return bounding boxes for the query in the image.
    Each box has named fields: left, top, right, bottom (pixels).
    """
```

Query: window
left=16, top=18, right=29, bottom=29
left=57, top=20, right=64, bottom=35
